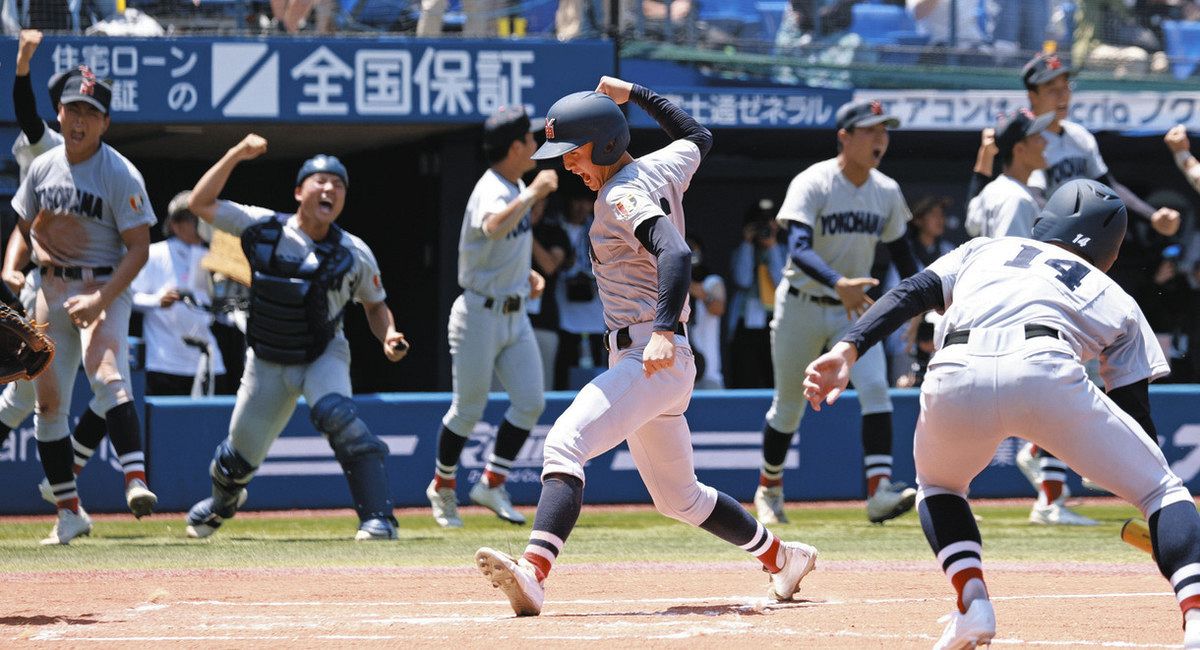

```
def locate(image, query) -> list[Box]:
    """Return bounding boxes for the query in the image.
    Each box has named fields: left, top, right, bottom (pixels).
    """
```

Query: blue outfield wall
left=2, top=386, right=1200, bottom=514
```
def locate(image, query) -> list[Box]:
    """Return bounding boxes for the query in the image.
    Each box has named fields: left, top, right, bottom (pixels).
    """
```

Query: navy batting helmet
left=531, top=91, right=630, bottom=166
left=296, top=154, right=349, bottom=188
left=1031, top=179, right=1127, bottom=271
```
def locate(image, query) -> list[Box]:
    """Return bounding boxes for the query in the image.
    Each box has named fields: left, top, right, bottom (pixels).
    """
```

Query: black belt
left=604, top=322, right=687, bottom=352
left=944, top=324, right=1059, bottom=347
left=40, top=265, right=114, bottom=280
left=482, top=295, right=523, bottom=314
left=787, top=286, right=841, bottom=306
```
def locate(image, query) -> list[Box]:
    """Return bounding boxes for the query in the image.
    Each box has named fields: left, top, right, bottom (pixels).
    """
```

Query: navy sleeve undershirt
left=634, top=216, right=692, bottom=332
left=885, top=236, right=920, bottom=279
left=13, top=75, right=45, bottom=144
left=1107, top=378, right=1157, bottom=441
left=629, top=84, right=713, bottom=158
left=787, top=221, right=842, bottom=288
left=842, top=270, right=945, bottom=354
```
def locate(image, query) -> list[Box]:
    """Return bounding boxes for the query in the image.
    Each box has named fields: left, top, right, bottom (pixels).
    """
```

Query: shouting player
left=474, top=77, right=818, bottom=616
left=755, top=100, right=921, bottom=525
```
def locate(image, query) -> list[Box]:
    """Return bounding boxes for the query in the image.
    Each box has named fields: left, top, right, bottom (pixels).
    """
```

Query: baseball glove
left=0, top=302, right=54, bottom=383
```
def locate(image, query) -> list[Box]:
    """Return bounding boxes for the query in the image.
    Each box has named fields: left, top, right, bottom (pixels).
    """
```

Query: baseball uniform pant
left=34, top=275, right=133, bottom=442
left=225, top=336, right=354, bottom=466
left=915, top=327, right=1192, bottom=516
left=442, top=292, right=545, bottom=436
left=541, top=322, right=718, bottom=526
left=766, top=280, right=892, bottom=434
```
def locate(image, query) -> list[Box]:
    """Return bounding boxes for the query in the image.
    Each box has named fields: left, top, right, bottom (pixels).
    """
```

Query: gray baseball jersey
left=1027, top=120, right=1108, bottom=199
left=965, top=174, right=1040, bottom=238
left=926, top=236, right=1168, bottom=390
left=776, top=158, right=910, bottom=298
left=592, top=139, right=701, bottom=331
left=12, top=144, right=156, bottom=268
left=458, top=169, right=533, bottom=299
left=212, top=201, right=387, bottom=330
left=11, top=122, right=63, bottom=181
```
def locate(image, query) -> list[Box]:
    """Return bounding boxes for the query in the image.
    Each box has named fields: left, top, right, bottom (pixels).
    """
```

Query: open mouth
left=872, top=148, right=883, bottom=160
left=318, top=198, right=334, bottom=212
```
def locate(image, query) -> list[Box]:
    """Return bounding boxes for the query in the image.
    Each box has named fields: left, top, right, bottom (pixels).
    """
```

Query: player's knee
left=858, top=383, right=892, bottom=414
left=210, top=439, right=257, bottom=489
left=311, top=393, right=388, bottom=463
left=507, top=396, right=545, bottom=431
left=540, top=428, right=586, bottom=482
left=649, top=481, right=716, bottom=526
left=766, top=404, right=803, bottom=434
left=89, top=380, right=129, bottom=415
left=444, top=401, right=486, bottom=435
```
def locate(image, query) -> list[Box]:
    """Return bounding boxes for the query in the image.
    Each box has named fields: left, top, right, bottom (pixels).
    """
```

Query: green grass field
left=0, top=500, right=1152, bottom=572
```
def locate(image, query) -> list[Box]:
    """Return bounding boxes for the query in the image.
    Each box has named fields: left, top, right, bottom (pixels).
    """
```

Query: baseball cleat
left=125, top=478, right=158, bottom=519
left=37, top=478, right=55, bottom=506
left=866, top=477, right=917, bottom=523
left=185, top=489, right=248, bottom=539
left=1028, top=502, right=1096, bottom=526
left=40, top=507, right=93, bottom=546
left=1015, top=442, right=1040, bottom=490
left=475, top=547, right=544, bottom=616
left=469, top=481, right=526, bottom=525
left=933, top=599, right=995, bottom=650
left=754, top=485, right=788, bottom=524
left=427, top=480, right=463, bottom=528
left=355, top=517, right=398, bottom=541
left=767, top=541, right=818, bottom=601
left=1184, top=616, right=1200, bottom=649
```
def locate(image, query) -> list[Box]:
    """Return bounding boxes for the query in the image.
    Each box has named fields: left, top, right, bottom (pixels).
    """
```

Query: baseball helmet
left=1031, top=179, right=1127, bottom=271
left=531, top=91, right=630, bottom=166
left=296, top=154, right=349, bottom=188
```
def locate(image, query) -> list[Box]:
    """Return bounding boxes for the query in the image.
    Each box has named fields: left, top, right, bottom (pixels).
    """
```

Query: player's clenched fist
left=17, top=30, right=43, bottom=75
left=1151, top=206, right=1181, bottom=236
left=642, top=329, right=676, bottom=377
left=594, top=76, right=633, bottom=105
left=530, top=169, right=558, bottom=199
left=233, top=134, right=268, bottom=161
left=384, top=330, right=409, bottom=362
left=1165, top=124, right=1190, bottom=153
left=528, top=269, right=545, bottom=300
left=64, top=291, right=105, bottom=329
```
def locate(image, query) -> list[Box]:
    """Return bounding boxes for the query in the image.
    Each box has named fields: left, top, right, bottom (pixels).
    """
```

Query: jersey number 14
left=1003, top=244, right=1091, bottom=291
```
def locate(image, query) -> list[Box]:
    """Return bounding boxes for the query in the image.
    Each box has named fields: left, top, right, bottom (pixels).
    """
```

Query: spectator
left=553, top=193, right=605, bottom=389
left=269, top=0, right=336, bottom=33
left=418, top=0, right=513, bottom=36
left=994, top=0, right=1050, bottom=56
left=907, top=0, right=990, bottom=48
left=686, top=234, right=726, bottom=389
left=130, top=191, right=225, bottom=396
left=1165, top=124, right=1200, bottom=195
left=1072, top=0, right=1160, bottom=75
left=1141, top=244, right=1194, bottom=376
left=528, top=196, right=571, bottom=392
left=727, top=199, right=786, bottom=388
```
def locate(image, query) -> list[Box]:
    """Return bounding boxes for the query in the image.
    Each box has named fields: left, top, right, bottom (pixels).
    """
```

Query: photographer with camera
left=130, top=191, right=225, bottom=396
left=727, top=199, right=787, bottom=388
left=553, top=193, right=606, bottom=390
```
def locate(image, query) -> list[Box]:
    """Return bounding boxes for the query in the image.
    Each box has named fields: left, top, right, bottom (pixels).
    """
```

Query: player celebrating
left=754, top=100, right=921, bottom=525
left=183, top=135, right=409, bottom=541
left=426, top=105, right=555, bottom=529
left=474, top=78, right=818, bottom=616
left=803, top=179, right=1200, bottom=648
left=11, top=66, right=158, bottom=545
left=965, top=109, right=1051, bottom=239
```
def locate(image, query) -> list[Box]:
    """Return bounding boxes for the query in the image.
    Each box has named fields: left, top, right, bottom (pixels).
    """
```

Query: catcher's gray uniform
left=768, top=158, right=910, bottom=436
left=1027, top=121, right=1106, bottom=200
left=443, top=169, right=544, bottom=439
left=965, top=174, right=1040, bottom=238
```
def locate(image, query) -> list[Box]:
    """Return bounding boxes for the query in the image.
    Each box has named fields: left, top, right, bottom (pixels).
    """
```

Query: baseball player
left=8, top=32, right=122, bottom=521
left=12, top=65, right=158, bottom=545
left=755, top=99, right=921, bottom=526
left=1165, top=125, right=1200, bottom=195
left=183, top=135, right=408, bottom=541
left=426, top=105, right=554, bottom=529
left=803, top=179, right=1200, bottom=649
left=475, top=77, right=818, bottom=617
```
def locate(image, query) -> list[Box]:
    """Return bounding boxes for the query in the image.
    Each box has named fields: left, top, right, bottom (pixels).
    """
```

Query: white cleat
left=427, top=480, right=463, bottom=528
left=475, top=547, right=544, bottom=616
left=125, top=478, right=158, bottom=519
left=1184, top=616, right=1200, bottom=649
left=767, top=541, right=818, bottom=601
left=40, top=507, right=93, bottom=546
left=1029, top=502, right=1097, bottom=526
left=37, top=478, right=55, bottom=506
left=1015, top=442, right=1040, bottom=490
left=934, top=599, right=996, bottom=650
left=754, top=485, right=788, bottom=524
left=866, top=477, right=917, bottom=523
left=470, top=481, right=526, bottom=525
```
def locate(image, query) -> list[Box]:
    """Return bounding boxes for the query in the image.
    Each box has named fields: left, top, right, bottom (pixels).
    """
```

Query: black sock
left=37, top=438, right=77, bottom=506
left=486, top=420, right=531, bottom=483
left=521, top=473, right=585, bottom=579
left=1150, top=501, right=1200, bottom=613
left=71, top=408, right=107, bottom=469
left=700, top=492, right=775, bottom=548
left=761, top=424, right=793, bottom=481
left=435, top=425, right=468, bottom=482
left=105, top=402, right=145, bottom=481
left=862, top=412, right=893, bottom=486
left=919, top=491, right=985, bottom=613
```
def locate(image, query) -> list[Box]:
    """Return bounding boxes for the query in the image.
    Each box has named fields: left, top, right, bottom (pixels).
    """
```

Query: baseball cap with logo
left=995, top=108, right=1054, bottom=161
left=57, top=66, right=111, bottom=115
left=483, top=105, right=540, bottom=155
left=1022, top=52, right=1070, bottom=89
left=835, top=99, right=900, bottom=131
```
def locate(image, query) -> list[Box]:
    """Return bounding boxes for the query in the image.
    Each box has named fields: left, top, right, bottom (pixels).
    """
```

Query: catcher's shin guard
left=210, top=440, right=256, bottom=517
left=312, top=394, right=395, bottom=523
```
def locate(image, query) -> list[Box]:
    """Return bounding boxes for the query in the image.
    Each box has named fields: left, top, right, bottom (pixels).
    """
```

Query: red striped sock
left=124, top=470, right=146, bottom=487
left=57, top=497, right=80, bottom=514
left=1041, top=479, right=1063, bottom=504
left=950, top=567, right=985, bottom=614
left=759, top=474, right=782, bottom=488
left=1181, top=597, right=1200, bottom=618
left=434, top=475, right=456, bottom=490
left=521, top=551, right=550, bottom=582
left=483, top=470, right=505, bottom=488
left=757, top=536, right=783, bottom=573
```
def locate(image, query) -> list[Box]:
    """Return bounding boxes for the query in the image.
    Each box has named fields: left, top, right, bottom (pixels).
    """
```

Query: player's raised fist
left=17, top=30, right=43, bottom=74
left=233, top=134, right=268, bottom=161
left=1151, top=206, right=1181, bottom=236
left=980, top=127, right=998, bottom=156
left=1165, top=125, right=1191, bottom=154
left=595, top=76, right=633, bottom=105
left=531, top=169, right=558, bottom=198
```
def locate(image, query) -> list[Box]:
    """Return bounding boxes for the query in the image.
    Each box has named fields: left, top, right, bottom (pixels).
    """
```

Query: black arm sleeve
left=634, top=215, right=692, bottom=332
left=885, top=236, right=920, bottom=279
left=787, top=221, right=842, bottom=288
left=629, top=84, right=713, bottom=158
left=966, top=171, right=990, bottom=203
left=842, top=270, right=945, bottom=355
left=1107, top=378, right=1158, bottom=442
left=13, top=75, right=46, bottom=144
left=1099, top=173, right=1156, bottom=221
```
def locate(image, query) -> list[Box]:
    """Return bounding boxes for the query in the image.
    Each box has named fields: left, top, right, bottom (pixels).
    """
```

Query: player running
left=474, top=77, right=817, bottom=616
left=803, top=179, right=1200, bottom=648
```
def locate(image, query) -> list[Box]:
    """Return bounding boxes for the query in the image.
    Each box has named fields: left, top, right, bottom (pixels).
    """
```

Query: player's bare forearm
left=98, top=226, right=150, bottom=308
left=363, top=299, right=395, bottom=345
left=482, top=170, right=556, bottom=240
left=191, top=134, right=268, bottom=223
left=531, top=240, right=565, bottom=275
left=3, top=227, right=30, bottom=277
